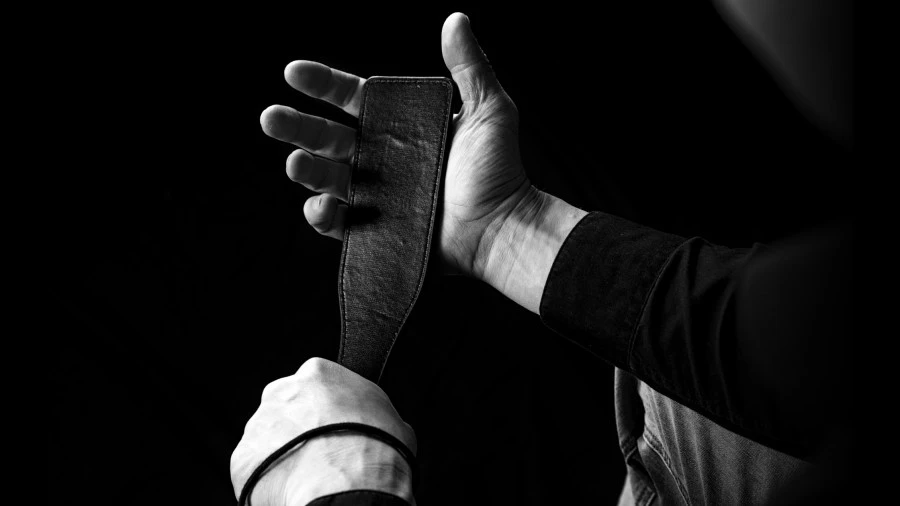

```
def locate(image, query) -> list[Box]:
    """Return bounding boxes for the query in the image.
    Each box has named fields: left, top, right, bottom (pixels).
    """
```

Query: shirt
left=310, top=211, right=854, bottom=505
left=540, top=212, right=853, bottom=461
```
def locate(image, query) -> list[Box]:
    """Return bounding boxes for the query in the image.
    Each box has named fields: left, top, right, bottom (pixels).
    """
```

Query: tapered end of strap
left=338, top=77, right=454, bottom=382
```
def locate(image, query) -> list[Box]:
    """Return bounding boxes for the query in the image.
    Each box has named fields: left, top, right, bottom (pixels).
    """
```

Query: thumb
left=442, top=13, right=501, bottom=104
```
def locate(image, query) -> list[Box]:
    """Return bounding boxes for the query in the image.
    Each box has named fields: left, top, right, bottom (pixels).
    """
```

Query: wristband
left=238, top=422, right=417, bottom=506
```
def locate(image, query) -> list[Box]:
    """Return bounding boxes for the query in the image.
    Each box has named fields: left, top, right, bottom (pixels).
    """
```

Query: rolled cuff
left=539, top=212, right=685, bottom=369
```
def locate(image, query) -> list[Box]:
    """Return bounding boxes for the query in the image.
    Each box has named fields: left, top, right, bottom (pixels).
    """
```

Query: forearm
left=486, top=196, right=768, bottom=450
left=475, top=185, right=588, bottom=314
left=483, top=191, right=851, bottom=459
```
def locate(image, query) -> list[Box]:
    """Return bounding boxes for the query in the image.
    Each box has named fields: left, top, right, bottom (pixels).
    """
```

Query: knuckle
left=260, top=375, right=291, bottom=400
left=306, top=197, right=335, bottom=232
left=304, top=196, right=323, bottom=222
left=260, top=381, right=278, bottom=400
left=261, top=378, right=280, bottom=398
left=296, top=356, right=330, bottom=379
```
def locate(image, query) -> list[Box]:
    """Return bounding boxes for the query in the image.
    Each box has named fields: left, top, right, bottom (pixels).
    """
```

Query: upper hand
left=259, top=12, right=529, bottom=278
left=230, top=358, right=417, bottom=506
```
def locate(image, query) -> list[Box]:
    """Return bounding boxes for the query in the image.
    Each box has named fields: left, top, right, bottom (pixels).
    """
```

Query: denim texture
left=338, top=77, right=453, bottom=383
left=540, top=213, right=852, bottom=460
left=614, top=368, right=808, bottom=505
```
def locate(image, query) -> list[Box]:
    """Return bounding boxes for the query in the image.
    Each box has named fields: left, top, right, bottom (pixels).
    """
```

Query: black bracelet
left=238, top=422, right=418, bottom=506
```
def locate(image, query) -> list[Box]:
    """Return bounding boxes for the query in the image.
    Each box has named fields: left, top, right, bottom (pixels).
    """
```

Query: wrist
left=285, top=434, right=414, bottom=506
left=475, top=185, right=587, bottom=314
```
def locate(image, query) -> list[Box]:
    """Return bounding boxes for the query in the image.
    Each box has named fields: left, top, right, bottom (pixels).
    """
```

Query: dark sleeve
left=539, top=212, right=853, bottom=460
left=306, top=490, right=412, bottom=506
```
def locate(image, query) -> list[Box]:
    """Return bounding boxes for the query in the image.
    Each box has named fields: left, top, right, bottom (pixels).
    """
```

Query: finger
left=286, top=149, right=351, bottom=202
left=284, top=60, right=367, bottom=118
left=304, top=193, right=346, bottom=241
left=260, top=105, right=356, bottom=162
left=441, top=12, right=502, bottom=104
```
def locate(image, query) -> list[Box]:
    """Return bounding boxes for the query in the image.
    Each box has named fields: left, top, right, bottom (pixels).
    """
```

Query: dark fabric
left=307, top=490, right=411, bottom=506
left=339, top=77, right=454, bottom=382
left=541, top=213, right=853, bottom=460
left=539, top=213, right=685, bottom=363
left=325, top=79, right=454, bottom=506
left=614, top=368, right=810, bottom=505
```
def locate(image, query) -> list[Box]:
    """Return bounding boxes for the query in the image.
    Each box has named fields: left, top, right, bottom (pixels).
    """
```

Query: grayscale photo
left=48, top=3, right=855, bottom=504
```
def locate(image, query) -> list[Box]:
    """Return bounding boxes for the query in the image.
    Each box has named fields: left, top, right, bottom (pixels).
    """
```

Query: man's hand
left=260, top=12, right=587, bottom=314
left=259, top=12, right=526, bottom=276
left=230, top=358, right=417, bottom=506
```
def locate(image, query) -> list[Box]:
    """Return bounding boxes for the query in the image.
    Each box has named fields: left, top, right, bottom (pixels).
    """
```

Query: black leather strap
left=238, top=422, right=417, bottom=506
left=338, top=77, right=454, bottom=382
left=239, top=77, right=447, bottom=506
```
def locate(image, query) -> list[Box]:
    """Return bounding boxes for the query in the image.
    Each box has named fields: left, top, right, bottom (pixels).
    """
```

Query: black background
left=48, top=4, right=852, bottom=505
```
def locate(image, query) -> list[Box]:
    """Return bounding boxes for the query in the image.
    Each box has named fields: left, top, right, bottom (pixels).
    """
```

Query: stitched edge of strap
left=337, top=77, right=453, bottom=381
